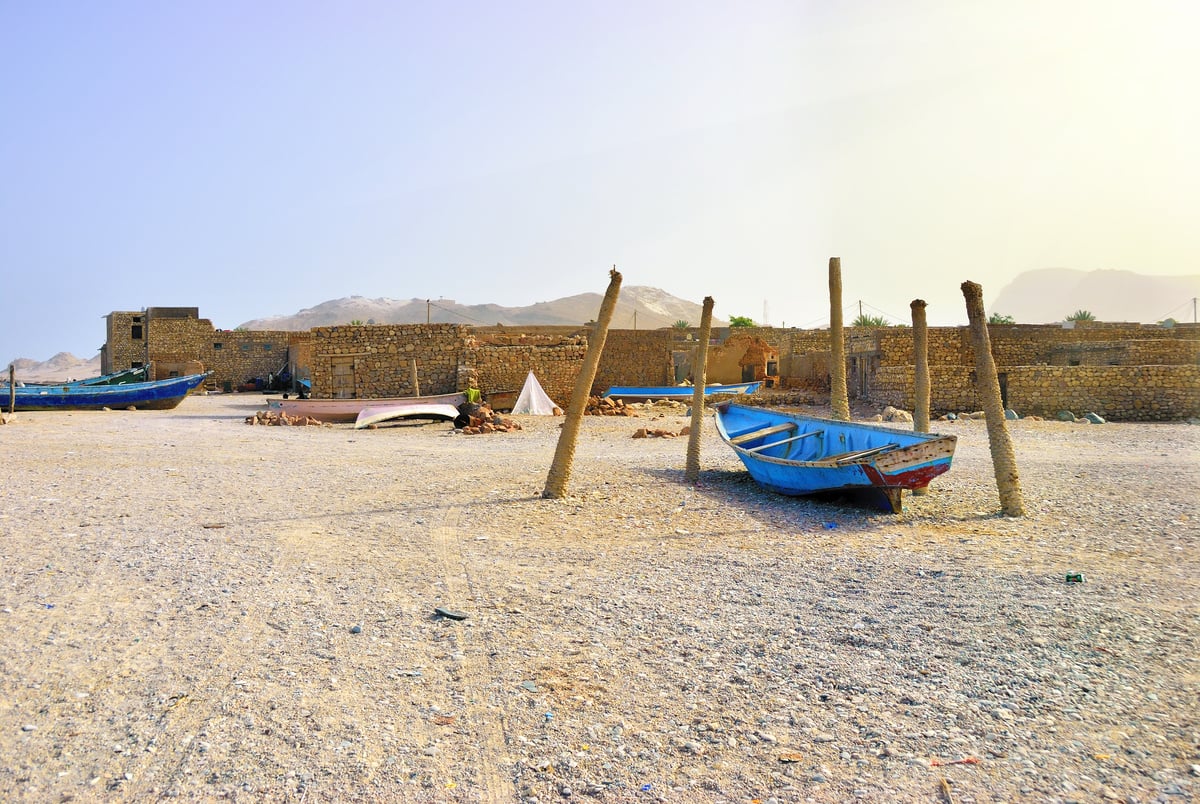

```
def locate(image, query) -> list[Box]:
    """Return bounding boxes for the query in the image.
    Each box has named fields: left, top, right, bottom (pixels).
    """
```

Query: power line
left=1155, top=297, right=1198, bottom=323
left=427, top=299, right=487, bottom=325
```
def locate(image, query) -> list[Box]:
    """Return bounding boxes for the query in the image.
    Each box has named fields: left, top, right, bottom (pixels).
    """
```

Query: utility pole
left=426, top=300, right=430, bottom=325
left=1194, top=296, right=1197, bottom=324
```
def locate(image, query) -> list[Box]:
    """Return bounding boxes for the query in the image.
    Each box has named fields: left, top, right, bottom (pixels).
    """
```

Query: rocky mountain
left=238, top=286, right=722, bottom=332
left=989, top=269, right=1200, bottom=324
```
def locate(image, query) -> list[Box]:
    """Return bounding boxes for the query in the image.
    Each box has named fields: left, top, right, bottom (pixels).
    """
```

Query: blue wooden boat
left=603, top=381, right=761, bottom=402
left=3, top=366, right=150, bottom=389
left=6, top=372, right=210, bottom=412
left=713, top=402, right=956, bottom=513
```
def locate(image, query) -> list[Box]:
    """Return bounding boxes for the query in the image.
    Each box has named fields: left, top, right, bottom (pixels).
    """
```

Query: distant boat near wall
left=602, top=381, right=761, bottom=403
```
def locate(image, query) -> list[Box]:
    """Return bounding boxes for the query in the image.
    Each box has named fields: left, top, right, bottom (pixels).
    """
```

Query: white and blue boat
left=603, top=381, right=761, bottom=403
left=714, top=402, right=956, bottom=513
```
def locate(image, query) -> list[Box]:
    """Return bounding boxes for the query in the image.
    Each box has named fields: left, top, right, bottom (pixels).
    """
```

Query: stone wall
left=869, top=364, right=1199, bottom=421
left=1006, top=365, right=1200, bottom=421
left=594, top=330, right=678, bottom=391
left=308, top=324, right=468, bottom=398
left=104, top=310, right=292, bottom=392
left=103, top=311, right=148, bottom=373
left=152, top=319, right=290, bottom=389
left=466, top=342, right=588, bottom=404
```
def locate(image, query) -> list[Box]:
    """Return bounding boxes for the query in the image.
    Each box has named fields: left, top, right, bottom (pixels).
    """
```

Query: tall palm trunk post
left=910, top=299, right=931, bottom=495
left=542, top=268, right=623, bottom=499
left=961, top=281, right=1025, bottom=517
left=828, top=257, right=851, bottom=421
left=684, top=297, right=715, bottom=483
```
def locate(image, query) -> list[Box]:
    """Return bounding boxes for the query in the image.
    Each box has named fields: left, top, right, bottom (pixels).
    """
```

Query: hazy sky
left=3, top=1, right=1197, bottom=361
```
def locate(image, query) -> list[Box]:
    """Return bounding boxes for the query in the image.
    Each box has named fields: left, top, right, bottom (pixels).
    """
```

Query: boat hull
left=714, top=403, right=956, bottom=513
left=603, top=381, right=761, bottom=402
left=271, top=392, right=467, bottom=423
left=6, top=373, right=210, bottom=411
left=354, top=403, right=463, bottom=429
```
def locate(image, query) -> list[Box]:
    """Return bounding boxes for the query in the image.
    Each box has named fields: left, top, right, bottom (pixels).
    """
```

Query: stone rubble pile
left=245, top=410, right=328, bottom=426
left=458, top=405, right=522, bottom=435
left=632, top=424, right=692, bottom=439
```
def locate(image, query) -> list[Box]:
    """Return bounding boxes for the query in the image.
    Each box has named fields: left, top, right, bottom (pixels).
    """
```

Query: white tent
left=510, top=371, right=560, bottom=415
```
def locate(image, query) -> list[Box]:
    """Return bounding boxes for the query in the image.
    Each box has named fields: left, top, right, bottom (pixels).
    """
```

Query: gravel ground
left=0, top=393, right=1197, bottom=803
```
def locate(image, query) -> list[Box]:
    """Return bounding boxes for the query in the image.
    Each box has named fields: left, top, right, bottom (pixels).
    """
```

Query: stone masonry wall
left=869, top=364, right=1199, bottom=421
left=149, top=318, right=291, bottom=390
left=466, top=343, right=588, bottom=404
left=594, top=330, right=678, bottom=391
left=104, top=312, right=148, bottom=373
left=308, top=324, right=468, bottom=398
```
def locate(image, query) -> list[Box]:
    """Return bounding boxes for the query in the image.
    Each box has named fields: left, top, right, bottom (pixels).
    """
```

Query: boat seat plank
left=820, top=443, right=899, bottom=465
left=745, top=429, right=825, bottom=454
left=729, top=422, right=796, bottom=446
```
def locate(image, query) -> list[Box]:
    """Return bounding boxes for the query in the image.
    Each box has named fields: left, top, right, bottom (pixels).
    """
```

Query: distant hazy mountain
left=238, top=286, right=724, bottom=331
left=7, top=352, right=102, bottom=383
left=988, top=269, right=1200, bottom=324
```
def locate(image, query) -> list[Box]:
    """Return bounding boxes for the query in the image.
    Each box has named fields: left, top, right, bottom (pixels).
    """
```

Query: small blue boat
left=714, top=402, right=956, bottom=513
left=603, top=381, right=761, bottom=402
left=5, top=372, right=211, bottom=412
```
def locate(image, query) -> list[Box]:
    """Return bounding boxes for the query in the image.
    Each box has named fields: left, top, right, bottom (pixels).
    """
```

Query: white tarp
left=510, top=371, right=560, bottom=415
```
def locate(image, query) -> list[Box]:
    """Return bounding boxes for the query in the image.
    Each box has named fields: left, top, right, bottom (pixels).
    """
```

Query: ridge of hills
left=988, top=269, right=1198, bottom=324
left=237, top=285, right=719, bottom=332
left=8, top=271, right=1196, bottom=380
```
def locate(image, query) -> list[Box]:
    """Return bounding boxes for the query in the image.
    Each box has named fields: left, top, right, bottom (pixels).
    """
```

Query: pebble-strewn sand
left=1, top=394, right=1197, bottom=803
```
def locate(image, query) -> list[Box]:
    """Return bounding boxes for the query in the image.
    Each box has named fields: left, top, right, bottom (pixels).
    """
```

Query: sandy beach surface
left=1, top=393, right=1197, bottom=803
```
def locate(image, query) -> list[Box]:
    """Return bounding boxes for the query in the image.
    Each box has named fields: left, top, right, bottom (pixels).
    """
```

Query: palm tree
left=1066, top=310, right=1095, bottom=322
left=852, top=313, right=889, bottom=327
left=672, top=320, right=690, bottom=329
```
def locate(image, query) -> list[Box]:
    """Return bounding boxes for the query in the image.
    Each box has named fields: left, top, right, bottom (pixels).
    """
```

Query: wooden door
left=331, top=357, right=356, bottom=398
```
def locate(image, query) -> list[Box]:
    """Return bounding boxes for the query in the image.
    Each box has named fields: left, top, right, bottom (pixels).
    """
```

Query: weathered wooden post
left=410, top=359, right=420, bottom=397
left=543, top=268, right=622, bottom=499
left=910, top=299, right=931, bottom=495
left=684, top=297, right=715, bottom=483
left=829, top=257, right=850, bottom=421
left=961, top=281, right=1025, bottom=517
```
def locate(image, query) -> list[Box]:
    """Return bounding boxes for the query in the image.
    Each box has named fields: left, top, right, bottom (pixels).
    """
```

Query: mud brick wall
left=308, top=324, right=468, bottom=398
left=466, top=343, right=588, bottom=404
left=594, top=330, right=678, bottom=391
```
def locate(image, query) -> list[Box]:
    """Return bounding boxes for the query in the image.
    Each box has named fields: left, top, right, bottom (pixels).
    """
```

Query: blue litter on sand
left=823, top=522, right=838, bottom=530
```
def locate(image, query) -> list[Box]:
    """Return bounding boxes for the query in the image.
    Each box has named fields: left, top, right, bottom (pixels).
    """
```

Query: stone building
left=103, top=308, right=299, bottom=393
left=104, top=307, right=1200, bottom=420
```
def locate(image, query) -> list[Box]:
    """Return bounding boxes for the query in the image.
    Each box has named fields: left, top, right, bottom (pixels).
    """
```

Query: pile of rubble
left=458, top=405, right=522, bottom=435
left=586, top=397, right=690, bottom=416
left=245, top=410, right=328, bottom=427
left=632, top=424, right=692, bottom=439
